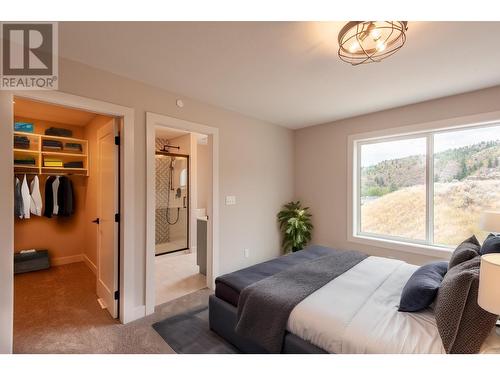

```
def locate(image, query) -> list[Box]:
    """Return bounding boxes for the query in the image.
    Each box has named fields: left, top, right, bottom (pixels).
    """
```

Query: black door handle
left=92, top=218, right=100, bottom=224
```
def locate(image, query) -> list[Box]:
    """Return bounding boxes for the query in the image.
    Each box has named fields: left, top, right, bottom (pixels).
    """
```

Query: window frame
left=347, top=111, right=500, bottom=259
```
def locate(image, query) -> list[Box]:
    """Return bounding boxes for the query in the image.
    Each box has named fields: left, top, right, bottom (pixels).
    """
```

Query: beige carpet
left=14, top=262, right=212, bottom=354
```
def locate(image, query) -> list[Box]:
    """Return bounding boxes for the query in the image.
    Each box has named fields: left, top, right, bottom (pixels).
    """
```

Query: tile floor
left=155, top=239, right=187, bottom=255
left=155, top=249, right=207, bottom=306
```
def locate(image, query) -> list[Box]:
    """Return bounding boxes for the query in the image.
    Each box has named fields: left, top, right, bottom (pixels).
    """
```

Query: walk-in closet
left=12, top=97, right=121, bottom=353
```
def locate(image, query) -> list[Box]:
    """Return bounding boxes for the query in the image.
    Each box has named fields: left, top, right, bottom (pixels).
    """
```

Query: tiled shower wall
left=155, top=138, right=170, bottom=245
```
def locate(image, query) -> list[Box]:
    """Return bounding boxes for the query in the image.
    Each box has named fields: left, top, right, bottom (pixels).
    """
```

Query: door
left=96, top=119, right=119, bottom=318
left=154, top=153, right=189, bottom=255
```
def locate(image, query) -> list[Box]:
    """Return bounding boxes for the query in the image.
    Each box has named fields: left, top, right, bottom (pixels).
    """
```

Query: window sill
left=349, top=234, right=453, bottom=260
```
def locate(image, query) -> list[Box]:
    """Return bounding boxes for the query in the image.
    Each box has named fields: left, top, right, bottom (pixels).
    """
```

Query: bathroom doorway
left=145, top=112, right=219, bottom=315
left=155, top=149, right=189, bottom=256
left=152, top=126, right=209, bottom=306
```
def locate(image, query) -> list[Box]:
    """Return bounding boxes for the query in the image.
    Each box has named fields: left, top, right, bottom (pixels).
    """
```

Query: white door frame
left=9, top=91, right=136, bottom=324
left=145, top=112, right=219, bottom=315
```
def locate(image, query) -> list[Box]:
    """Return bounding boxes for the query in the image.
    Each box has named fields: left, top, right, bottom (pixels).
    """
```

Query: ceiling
left=155, top=126, right=189, bottom=140
left=14, top=97, right=97, bottom=126
left=59, top=22, right=500, bottom=129
left=156, top=126, right=208, bottom=144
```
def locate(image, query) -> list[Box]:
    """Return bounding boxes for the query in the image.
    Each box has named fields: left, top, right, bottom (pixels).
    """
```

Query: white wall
left=0, top=57, right=295, bottom=352
left=295, top=85, right=500, bottom=265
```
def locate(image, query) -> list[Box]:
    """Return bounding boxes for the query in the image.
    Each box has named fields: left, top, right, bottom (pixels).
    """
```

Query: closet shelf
left=42, top=167, right=87, bottom=171
left=14, top=165, right=39, bottom=169
left=13, top=130, right=89, bottom=176
left=14, top=148, right=39, bottom=154
left=14, top=131, right=88, bottom=144
left=41, top=151, right=88, bottom=157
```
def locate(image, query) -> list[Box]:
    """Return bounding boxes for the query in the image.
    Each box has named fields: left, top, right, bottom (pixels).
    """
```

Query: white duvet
left=286, top=256, right=500, bottom=354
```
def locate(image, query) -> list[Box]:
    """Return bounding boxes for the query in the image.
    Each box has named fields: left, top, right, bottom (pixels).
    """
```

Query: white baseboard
left=51, top=254, right=83, bottom=266
left=82, top=254, right=97, bottom=275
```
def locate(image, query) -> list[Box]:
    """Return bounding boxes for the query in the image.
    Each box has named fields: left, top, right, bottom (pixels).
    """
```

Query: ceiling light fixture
left=338, top=21, right=408, bottom=66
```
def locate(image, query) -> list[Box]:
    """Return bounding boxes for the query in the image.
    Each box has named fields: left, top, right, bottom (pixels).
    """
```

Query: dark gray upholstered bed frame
left=209, top=294, right=327, bottom=354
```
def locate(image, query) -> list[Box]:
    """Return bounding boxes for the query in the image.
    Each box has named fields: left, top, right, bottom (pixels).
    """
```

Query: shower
left=155, top=143, right=189, bottom=255
left=166, top=156, right=180, bottom=225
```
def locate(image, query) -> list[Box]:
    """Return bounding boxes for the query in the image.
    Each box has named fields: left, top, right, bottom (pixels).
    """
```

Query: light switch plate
left=225, top=195, right=236, bottom=205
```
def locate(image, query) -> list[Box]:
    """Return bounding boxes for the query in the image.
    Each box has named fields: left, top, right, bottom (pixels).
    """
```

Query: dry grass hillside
left=361, top=179, right=500, bottom=246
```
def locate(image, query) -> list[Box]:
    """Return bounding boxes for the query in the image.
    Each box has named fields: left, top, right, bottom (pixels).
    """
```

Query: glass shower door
left=155, top=153, right=189, bottom=255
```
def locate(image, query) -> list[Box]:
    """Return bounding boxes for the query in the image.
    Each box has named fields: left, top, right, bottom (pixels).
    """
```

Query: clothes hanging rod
left=162, top=144, right=180, bottom=151
left=14, top=172, right=85, bottom=176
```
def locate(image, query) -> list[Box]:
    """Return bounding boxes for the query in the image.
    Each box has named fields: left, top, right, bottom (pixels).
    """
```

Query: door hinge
left=115, top=135, right=120, bottom=146
left=114, top=290, right=119, bottom=300
left=115, top=213, right=120, bottom=223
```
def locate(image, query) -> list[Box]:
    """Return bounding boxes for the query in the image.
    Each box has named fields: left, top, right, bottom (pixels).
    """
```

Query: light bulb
left=371, top=29, right=381, bottom=41
left=376, top=41, right=386, bottom=52
left=349, top=41, right=360, bottom=53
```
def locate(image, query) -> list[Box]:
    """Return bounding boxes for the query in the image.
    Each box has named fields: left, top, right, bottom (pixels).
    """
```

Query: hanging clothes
left=14, top=177, right=24, bottom=219
left=43, top=176, right=56, bottom=218
left=57, top=176, right=74, bottom=217
left=29, top=175, right=43, bottom=216
left=52, top=176, right=60, bottom=215
left=21, top=175, right=31, bottom=219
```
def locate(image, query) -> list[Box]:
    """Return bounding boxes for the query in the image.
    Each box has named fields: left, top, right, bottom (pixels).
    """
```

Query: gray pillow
left=448, top=235, right=480, bottom=269
left=480, top=233, right=500, bottom=255
left=434, top=256, right=498, bottom=353
left=398, top=261, right=448, bottom=312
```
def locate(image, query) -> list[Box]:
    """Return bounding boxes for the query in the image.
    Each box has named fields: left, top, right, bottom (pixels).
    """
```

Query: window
left=354, top=123, right=500, bottom=250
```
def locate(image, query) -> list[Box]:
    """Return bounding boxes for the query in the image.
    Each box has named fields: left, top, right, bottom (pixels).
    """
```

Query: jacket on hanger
left=52, top=176, right=60, bottom=215
left=43, top=176, right=56, bottom=218
left=21, top=175, right=30, bottom=219
left=57, top=176, right=74, bottom=217
left=14, top=178, right=24, bottom=219
left=30, top=175, right=43, bottom=216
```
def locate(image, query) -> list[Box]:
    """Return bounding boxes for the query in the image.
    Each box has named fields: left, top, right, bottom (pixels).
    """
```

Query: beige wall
left=0, top=92, right=14, bottom=353
left=295, top=85, right=500, bottom=265
left=55, top=58, right=294, bottom=308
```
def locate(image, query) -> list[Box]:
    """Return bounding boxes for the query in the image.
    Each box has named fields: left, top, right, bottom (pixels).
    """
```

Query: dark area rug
left=152, top=305, right=240, bottom=354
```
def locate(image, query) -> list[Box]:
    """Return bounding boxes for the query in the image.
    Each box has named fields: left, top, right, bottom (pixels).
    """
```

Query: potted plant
left=277, top=201, right=313, bottom=253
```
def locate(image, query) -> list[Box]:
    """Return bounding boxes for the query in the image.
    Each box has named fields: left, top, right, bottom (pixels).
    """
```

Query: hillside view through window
left=359, top=125, right=500, bottom=247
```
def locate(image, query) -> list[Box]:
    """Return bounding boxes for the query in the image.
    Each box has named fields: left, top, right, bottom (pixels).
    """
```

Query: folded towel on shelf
left=44, top=158, right=63, bottom=167
left=14, top=143, right=31, bottom=150
left=64, top=143, right=83, bottom=152
left=14, top=136, right=30, bottom=143
left=42, top=140, right=63, bottom=151
left=42, top=139, right=63, bottom=147
left=14, top=122, right=34, bottom=133
left=45, top=127, right=73, bottom=137
left=14, top=136, right=31, bottom=149
left=14, top=158, right=36, bottom=165
left=63, top=161, right=84, bottom=169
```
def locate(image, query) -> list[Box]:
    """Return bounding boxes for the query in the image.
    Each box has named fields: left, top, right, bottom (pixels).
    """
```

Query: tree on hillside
left=457, top=159, right=468, bottom=180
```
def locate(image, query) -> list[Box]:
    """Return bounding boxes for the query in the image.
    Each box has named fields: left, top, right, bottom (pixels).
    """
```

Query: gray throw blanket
left=235, top=249, right=367, bottom=353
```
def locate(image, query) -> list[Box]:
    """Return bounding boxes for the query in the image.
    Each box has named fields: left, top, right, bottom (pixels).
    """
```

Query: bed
left=209, top=245, right=500, bottom=354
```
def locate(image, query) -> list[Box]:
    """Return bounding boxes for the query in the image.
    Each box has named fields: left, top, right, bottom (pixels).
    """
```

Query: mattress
left=287, top=256, right=500, bottom=354
left=215, top=245, right=335, bottom=306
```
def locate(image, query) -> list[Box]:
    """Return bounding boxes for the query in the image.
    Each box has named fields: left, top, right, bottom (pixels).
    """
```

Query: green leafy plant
left=277, top=201, right=313, bottom=253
